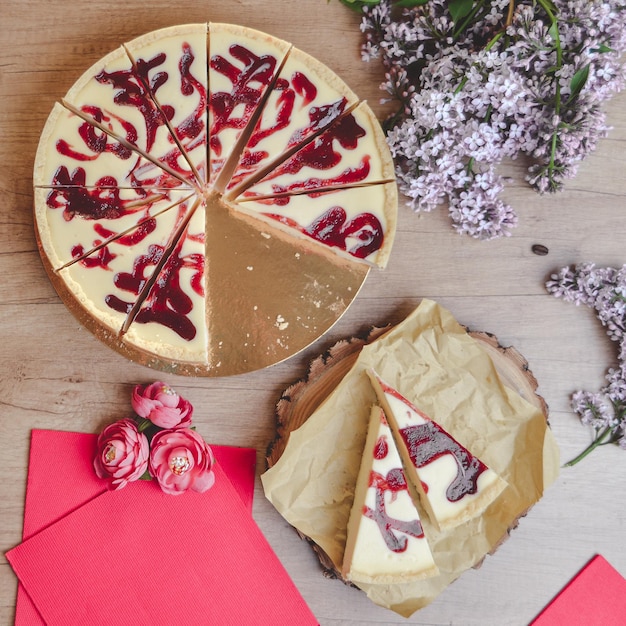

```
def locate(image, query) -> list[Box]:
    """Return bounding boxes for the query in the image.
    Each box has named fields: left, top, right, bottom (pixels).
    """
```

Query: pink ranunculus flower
left=93, top=419, right=150, bottom=490
left=131, top=381, right=193, bottom=429
left=149, top=428, right=215, bottom=496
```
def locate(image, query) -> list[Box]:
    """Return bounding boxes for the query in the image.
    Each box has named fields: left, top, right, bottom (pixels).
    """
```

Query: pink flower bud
left=149, top=428, right=215, bottom=495
left=131, top=382, right=193, bottom=429
left=93, top=419, right=150, bottom=490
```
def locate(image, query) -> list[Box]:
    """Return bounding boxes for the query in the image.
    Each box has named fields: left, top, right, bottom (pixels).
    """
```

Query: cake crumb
left=275, top=314, right=289, bottom=331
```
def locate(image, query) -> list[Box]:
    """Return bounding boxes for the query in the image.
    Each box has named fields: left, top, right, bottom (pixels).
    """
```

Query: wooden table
left=2, top=1, right=625, bottom=624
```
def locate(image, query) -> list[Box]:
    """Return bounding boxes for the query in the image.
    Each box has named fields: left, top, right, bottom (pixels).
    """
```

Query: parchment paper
left=261, top=299, right=560, bottom=616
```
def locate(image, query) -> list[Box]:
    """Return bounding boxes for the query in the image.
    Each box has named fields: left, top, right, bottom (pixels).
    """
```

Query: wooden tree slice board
left=266, top=325, right=549, bottom=580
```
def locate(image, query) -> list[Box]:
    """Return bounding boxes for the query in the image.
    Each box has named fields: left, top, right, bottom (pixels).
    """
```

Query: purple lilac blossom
left=360, top=0, right=626, bottom=239
left=547, top=263, right=626, bottom=455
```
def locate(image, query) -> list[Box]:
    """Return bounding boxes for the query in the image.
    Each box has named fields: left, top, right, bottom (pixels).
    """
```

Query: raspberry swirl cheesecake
left=33, top=23, right=397, bottom=375
left=342, top=406, right=438, bottom=585
left=367, top=370, right=508, bottom=531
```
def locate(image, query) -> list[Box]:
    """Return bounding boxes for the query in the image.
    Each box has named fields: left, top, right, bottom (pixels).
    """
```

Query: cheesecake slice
left=224, top=44, right=358, bottom=195
left=33, top=102, right=188, bottom=190
left=125, top=24, right=209, bottom=183
left=55, top=196, right=195, bottom=337
left=35, top=188, right=194, bottom=271
left=61, top=44, right=197, bottom=186
left=342, top=406, right=438, bottom=585
left=123, top=199, right=207, bottom=363
left=238, top=101, right=395, bottom=199
left=234, top=182, right=397, bottom=268
left=367, top=370, right=508, bottom=531
left=207, top=22, right=291, bottom=185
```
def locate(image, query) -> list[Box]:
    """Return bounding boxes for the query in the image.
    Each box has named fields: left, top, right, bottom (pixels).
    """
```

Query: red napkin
left=531, top=554, right=626, bottom=625
left=9, top=429, right=317, bottom=626
left=13, top=429, right=257, bottom=625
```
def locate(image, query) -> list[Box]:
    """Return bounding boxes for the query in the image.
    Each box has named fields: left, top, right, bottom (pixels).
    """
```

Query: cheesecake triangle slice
left=367, top=369, right=508, bottom=532
left=342, top=406, right=438, bottom=585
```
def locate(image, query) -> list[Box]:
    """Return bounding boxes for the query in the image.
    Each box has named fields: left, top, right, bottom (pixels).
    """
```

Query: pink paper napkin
left=9, top=429, right=317, bottom=625
left=15, top=430, right=257, bottom=625
left=14, top=429, right=257, bottom=625
left=21, top=430, right=256, bottom=540
left=531, top=554, right=626, bottom=625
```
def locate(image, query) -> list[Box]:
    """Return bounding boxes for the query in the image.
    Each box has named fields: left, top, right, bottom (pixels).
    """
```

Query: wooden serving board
left=266, top=325, right=549, bottom=579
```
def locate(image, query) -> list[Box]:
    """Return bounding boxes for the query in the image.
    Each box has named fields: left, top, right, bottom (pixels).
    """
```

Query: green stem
left=453, top=29, right=504, bottom=96
left=536, top=0, right=558, bottom=24
left=453, top=0, right=486, bottom=40
left=136, top=417, right=153, bottom=433
left=563, top=425, right=614, bottom=467
left=485, top=31, right=504, bottom=52
left=454, top=75, right=469, bottom=95
left=536, top=0, right=563, bottom=183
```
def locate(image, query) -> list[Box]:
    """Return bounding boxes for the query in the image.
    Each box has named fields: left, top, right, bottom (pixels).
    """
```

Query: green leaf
left=543, top=0, right=558, bottom=12
left=592, top=43, right=614, bottom=54
left=537, top=0, right=558, bottom=17
left=394, top=0, right=429, bottom=7
left=448, top=0, right=475, bottom=24
left=337, top=0, right=380, bottom=11
left=138, top=469, right=152, bottom=481
left=568, top=64, right=590, bottom=102
left=548, top=21, right=559, bottom=41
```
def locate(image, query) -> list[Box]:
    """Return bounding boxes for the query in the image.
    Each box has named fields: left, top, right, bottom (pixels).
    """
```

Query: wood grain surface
left=2, top=2, right=626, bottom=625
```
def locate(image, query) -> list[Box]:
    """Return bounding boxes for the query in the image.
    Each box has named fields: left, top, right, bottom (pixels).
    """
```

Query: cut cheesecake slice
left=224, top=44, right=359, bottom=194
left=61, top=44, right=198, bottom=186
left=207, top=22, right=291, bottom=185
left=124, top=24, right=209, bottom=183
left=367, top=369, right=508, bottom=531
left=33, top=102, right=188, bottom=190
left=237, top=101, right=395, bottom=199
left=54, top=196, right=195, bottom=338
left=123, top=200, right=207, bottom=363
left=34, top=187, right=194, bottom=270
left=342, top=406, right=438, bottom=585
left=234, top=182, right=397, bottom=268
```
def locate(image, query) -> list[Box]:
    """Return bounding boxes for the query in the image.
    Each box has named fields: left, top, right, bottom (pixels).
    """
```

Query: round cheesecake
left=33, top=23, right=397, bottom=376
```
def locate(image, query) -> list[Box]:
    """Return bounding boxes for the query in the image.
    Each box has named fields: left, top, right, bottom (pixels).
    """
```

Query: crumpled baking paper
left=262, top=299, right=560, bottom=616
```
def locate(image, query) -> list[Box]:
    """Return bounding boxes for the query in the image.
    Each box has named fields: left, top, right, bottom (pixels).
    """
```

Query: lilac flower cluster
left=546, top=263, right=626, bottom=464
left=359, top=0, right=626, bottom=239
